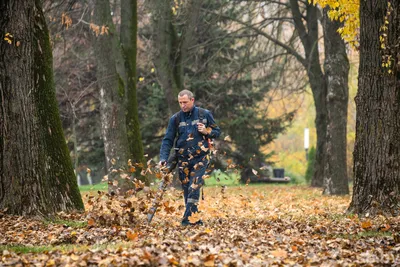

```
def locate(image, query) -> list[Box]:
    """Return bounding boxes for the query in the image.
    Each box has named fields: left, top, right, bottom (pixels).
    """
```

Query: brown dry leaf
left=87, top=218, right=95, bottom=226
left=270, top=249, right=288, bottom=258
left=188, top=212, right=202, bottom=224
left=361, top=220, right=372, bottom=229
left=186, top=134, right=194, bottom=141
left=155, top=172, right=162, bottom=179
left=126, top=231, right=138, bottom=241
left=224, top=135, right=232, bottom=142
left=204, top=254, right=215, bottom=266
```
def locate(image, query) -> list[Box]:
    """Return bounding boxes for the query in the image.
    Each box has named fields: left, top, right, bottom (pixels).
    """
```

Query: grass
left=205, top=170, right=240, bottom=186
left=79, top=183, right=108, bottom=192
left=0, top=245, right=54, bottom=254
left=78, top=172, right=302, bottom=193
left=0, top=242, right=133, bottom=254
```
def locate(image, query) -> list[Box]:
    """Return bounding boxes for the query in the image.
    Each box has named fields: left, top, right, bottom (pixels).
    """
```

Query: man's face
left=178, top=94, right=195, bottom=112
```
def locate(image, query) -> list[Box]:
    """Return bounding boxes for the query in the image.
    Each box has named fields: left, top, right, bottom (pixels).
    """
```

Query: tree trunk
left=0, top=0, right=84, bottom=216
left=322, top=8, right=350, bottom=195
left=149, top=0, right=202, bottom=113
left=94, top=0, right=130, bottom=192
left=72, top=114, right=80, bottom=186
left=149, top=0, right=180, bottom=113
left=348, top=0, right=400, bottom=216
left=290, top=0, right=327, bottom=187
left=120, top=0, right=147, bottom=184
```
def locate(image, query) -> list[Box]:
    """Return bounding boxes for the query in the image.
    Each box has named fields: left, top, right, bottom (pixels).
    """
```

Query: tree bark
left=322, top=8, right=350, bottom=195
left=290, top=0, right=327, bottom=187
left=0, top=0, right=84, bottom=216
left=149, top=0, right=203, bottom=113
left=149, top=0, right=180, bottom=113
left=94, top=0, right=130, bottom=192
left=120, top=0, right=147, bottom=184
left=348, top=0, right=400, bottom=216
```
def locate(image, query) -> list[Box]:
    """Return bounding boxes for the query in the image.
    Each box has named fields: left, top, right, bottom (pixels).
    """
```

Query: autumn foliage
left=1, top=184, right=399, bottom=265
left=310, top=0, right=359, bottom=48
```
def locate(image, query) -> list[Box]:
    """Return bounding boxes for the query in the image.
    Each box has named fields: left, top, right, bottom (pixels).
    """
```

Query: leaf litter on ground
left=1, top=185, right=399, bottom=266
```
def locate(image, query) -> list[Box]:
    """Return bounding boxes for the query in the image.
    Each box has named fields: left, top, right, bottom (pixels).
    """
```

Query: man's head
left=178, top=89, right=195, bottom=112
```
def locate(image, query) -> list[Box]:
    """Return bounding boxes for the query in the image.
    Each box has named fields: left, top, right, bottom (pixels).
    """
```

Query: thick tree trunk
left=120, top=0, right=147, bottom=184
left=94, top=0, right=130, bottom=192
left=290, top=0, right=327, bottom=187
left=348, top=0, right=400, bottom=216
left=322, top=8, right=350, bottom=195
left=0, top=0, right=84, bottom=215
left=150, top=0, right=202, bottom=113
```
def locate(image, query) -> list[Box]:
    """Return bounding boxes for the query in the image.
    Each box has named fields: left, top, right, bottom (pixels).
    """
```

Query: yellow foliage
left=310, top=0, right=359, bottom=48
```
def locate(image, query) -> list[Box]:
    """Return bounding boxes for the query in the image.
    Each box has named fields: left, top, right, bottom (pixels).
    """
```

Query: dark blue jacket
left=159, top=106, right=221, bottom=162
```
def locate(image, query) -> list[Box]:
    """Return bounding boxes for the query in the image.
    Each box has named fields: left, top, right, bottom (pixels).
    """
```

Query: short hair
left=178, top=89, right=194, bottom=99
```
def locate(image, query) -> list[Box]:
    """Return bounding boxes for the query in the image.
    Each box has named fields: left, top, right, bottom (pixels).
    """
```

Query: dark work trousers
left=178, top=154, right=209, bottom=224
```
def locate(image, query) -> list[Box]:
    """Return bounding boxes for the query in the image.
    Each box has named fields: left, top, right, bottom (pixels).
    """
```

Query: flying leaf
left=188, top=212, right=202, bottom=224
left=224, top=135, right=232, bottom=142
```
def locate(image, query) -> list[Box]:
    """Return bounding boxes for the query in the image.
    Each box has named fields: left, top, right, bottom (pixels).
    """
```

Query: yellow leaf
left=204, top=228, right=213, bottom=234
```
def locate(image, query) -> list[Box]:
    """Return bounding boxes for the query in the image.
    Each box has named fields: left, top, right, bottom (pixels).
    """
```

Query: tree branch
left=211, top=10, right=307, bottom=67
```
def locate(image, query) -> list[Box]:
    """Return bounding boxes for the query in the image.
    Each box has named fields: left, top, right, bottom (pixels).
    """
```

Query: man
left=159, top=89, right=221, bottom=226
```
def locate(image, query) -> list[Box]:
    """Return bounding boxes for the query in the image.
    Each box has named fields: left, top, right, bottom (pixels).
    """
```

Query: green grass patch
left=0, top=245, right=55, bottom=254
left=79, top=182, right=108, bottom=192
left=205, top=170, right=240, bottom=186
left=0, top=242, right=134, bottom=254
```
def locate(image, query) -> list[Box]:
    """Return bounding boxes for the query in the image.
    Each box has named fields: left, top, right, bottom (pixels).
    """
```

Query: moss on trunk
left=121, top=0, right=147, bottom=184
left=0, top=0, right=83, bottom=216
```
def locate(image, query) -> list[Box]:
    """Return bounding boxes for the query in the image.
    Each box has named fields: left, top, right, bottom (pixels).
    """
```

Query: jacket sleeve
left=205, top=111, right=221, bottom=139
left=159, top=115, right=177, bottom=162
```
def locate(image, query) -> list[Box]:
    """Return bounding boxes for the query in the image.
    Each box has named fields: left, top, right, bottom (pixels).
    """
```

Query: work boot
left=193, top=220, right=204, bottom=226
left=181, top=220, right=191, bottom=227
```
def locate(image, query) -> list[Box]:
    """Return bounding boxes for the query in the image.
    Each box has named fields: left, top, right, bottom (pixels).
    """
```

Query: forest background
left=49, top=0, right=358, bottom=186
